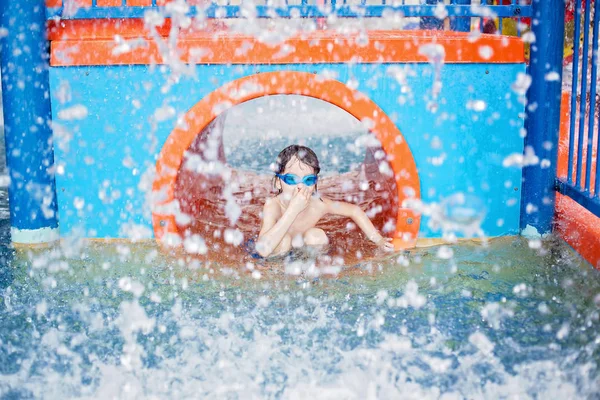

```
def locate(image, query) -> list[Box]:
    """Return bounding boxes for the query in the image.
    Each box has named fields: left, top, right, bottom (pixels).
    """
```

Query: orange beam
left=50, top=28, right=525, bottom=66
left=48, top=19, right=172, bottom=40
left=46, top=0, right=92, bottom=6
left=96, top=0, right=123, bottom=6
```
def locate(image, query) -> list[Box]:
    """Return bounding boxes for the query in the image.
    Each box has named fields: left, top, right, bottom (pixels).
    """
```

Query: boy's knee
left=303, top=228, right=329, bottom=246
left=281, top=234, right=292, bottom=247
left=272, top=234, right=292, bottom=256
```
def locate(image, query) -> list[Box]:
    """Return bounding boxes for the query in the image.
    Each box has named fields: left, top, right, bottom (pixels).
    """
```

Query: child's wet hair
left=274, top=145, right=320, bottom=175
left=272, top=144, right=321, bottom=194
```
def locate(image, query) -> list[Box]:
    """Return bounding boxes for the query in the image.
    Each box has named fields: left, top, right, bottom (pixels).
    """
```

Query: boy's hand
left=370, top=235, right=395, bottom=251
left=287, top=187, right=311, bottom=215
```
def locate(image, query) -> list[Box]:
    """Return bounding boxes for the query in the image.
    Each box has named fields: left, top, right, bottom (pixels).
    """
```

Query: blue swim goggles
left=275, top=173, right=318, bottom=186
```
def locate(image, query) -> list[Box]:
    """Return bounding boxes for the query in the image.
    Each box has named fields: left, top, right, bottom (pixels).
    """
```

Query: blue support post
left=520, top=0, right=565, bottom=234
left=450, top=0, right=472, bottom=32
left=0, top=0, right=59, bottom=243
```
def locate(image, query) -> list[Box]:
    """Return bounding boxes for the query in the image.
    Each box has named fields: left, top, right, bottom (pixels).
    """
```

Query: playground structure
left=0, top=0, right=598, bottom=266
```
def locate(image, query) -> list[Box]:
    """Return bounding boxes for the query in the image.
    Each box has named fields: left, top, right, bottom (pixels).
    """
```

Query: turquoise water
left=0, top=237, right=599, bottom=398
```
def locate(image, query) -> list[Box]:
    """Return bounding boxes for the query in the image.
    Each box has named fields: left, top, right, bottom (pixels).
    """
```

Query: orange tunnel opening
left=152, top=71, right=421, bottom=265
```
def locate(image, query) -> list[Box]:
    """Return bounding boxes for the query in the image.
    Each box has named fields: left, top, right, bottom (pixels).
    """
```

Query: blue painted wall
left=49, top=62, right=526, bottom=239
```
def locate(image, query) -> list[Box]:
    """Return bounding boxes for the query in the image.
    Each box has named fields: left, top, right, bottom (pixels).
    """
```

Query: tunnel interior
left=173, top=95, right=399, bottom=265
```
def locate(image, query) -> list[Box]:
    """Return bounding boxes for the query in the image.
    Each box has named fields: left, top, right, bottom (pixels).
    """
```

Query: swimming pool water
left=0, top=236, right=599, bottom=398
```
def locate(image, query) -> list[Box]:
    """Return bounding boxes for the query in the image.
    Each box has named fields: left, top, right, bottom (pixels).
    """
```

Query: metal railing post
left=520, top=0, right=566, bottom=234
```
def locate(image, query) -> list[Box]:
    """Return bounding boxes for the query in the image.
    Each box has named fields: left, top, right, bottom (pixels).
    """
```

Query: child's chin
left=281, top=192, right=293, bottom=201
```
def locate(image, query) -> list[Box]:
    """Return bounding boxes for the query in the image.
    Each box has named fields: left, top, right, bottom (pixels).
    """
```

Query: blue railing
left=46, top=0, right=531, bottom=23
left=556, top=0, right=600, bottom=218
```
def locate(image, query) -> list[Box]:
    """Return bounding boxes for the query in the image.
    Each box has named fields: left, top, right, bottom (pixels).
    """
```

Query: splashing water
left=418, top=43, right=446, bottom=113
left=1, top=1, right=599, bottom=398
left=0, top=237, right=599, bottom=398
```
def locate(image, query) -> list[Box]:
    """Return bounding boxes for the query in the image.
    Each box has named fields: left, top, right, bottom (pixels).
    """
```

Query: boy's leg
left=271, top=234, right=292, bottom=257
left=303, top=228, right=329, bottom=247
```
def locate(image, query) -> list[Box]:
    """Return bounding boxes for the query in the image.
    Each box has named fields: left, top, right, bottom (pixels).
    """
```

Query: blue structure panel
left=50, top=62, right=525, bottom=239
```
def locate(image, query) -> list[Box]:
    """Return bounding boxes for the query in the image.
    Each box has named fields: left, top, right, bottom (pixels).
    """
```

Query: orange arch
left=152, top=71, right=421, bottom=250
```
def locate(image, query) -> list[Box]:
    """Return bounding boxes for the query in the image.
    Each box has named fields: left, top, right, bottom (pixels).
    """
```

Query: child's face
left=279, top=156, right=317, bottom=200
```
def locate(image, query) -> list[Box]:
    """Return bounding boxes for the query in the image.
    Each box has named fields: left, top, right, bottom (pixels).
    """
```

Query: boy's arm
left=256, top=198, right=298, bottom=257
left=258, top=198, right=280, bottom=238
left=324, top=198, right=393, bottom=249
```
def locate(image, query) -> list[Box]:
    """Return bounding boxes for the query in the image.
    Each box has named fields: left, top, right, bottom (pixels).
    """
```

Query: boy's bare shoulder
left=264, top=196, right=280, bottom=209
left=318, top=196, right=358, bottom=215
left=314, top=195, right=333, bottom=210
left=263, top=197, right=282, bottom=215
left=318, top=195, right=332, bottom=203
